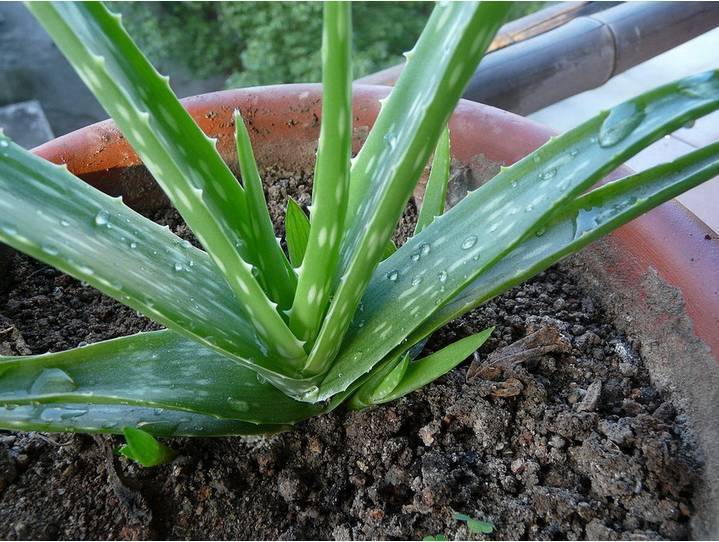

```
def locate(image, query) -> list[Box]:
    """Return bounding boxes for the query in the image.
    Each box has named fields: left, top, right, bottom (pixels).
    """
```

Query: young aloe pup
left=0, top=1, right=718, bottom=446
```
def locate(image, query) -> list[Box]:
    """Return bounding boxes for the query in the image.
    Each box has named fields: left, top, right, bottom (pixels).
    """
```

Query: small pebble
left=577, top=380, right=602, bottom=412
left=510, top=458, right=525, bottom=474
left=14, top=454, right=29, bottom=467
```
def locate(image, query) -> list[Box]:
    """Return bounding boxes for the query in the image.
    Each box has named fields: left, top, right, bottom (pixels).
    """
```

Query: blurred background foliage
left=113, top=2, right=546, bottom=89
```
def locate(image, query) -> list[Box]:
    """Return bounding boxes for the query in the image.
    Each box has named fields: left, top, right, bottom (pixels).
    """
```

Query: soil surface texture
left=0, top=167, right=700, bottom=540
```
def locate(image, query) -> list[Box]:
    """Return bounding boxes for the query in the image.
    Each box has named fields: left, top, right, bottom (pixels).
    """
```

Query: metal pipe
left=479, top=1, right=619, bottom=51
left=356, top=1, right=613, bottom=86
left=358, top=2, right=719, bottom=116
left=463, top=1, right=719, bottom=115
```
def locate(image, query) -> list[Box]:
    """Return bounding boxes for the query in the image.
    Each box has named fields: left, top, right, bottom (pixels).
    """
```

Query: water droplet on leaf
left=678, top=71, right=719, bottom=100
left=94, top=210, right=111, bottom=227
left=598, top=102, right=645, bottom=147
left=40, top=407, right=88, bottom=422
left=461, top=235, right=477, bottom=249
left=540, top=168, right=557, bottom=181
left=300, top=386, right=320, bottom=402
left=30, top=368, right=77, bottom=395
left=384, top=132, right=398, bottom=149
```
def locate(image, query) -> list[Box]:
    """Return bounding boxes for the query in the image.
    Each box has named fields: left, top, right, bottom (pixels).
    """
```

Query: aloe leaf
left=27, top=1, right=305, bottom=365
left=347, top=353, right=410, bottom=410
left=368, top=355, right=409, bottom=402
left=0, top=137, right=321, bottom=394
left=118, top=427, right=176, bottom=467
left=0, top=330, right=325, bottom=426
left=411, top=140, right=719, bottom=342
left=306, top=2, right=510, bottom=377
left=326, top=350, right=406, bottom=411
left=290, top=2, right=352, bottom=345
left=234, top=110, right=297, bottom=309
left=0, top=403, right=282, bottom=437
left=285, top=198, right=311, bottom=267
left=415, top=126, right=451, bottom=235
left=382, top=240, right=398, bottom=260
left=374, top=327, right=492, bottom=404
left=349, top=328, right=490, bottom=409
left=316, top=69, right=719, bottom=401
left=0, top=139, right=254, bottom=359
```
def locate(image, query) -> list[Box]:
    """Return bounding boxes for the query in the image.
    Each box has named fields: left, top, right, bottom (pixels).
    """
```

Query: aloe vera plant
left=1, top=1, right=718, bottom=439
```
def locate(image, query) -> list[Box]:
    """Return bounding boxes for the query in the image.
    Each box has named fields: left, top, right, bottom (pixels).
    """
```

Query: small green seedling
left=0, top=1, right=718, bottom=438
left=423, top=535, right=449, bottom=541
left=453, top=512, right=495, bottom=534
left=117, top=427, right=176, bottom=467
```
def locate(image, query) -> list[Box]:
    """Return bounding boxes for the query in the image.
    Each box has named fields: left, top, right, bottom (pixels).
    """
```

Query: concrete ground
left=0, top=2, right=223, bottom=142
left=0, top=100, right=54, bottom=149
left=0, top=3, right=106, bottom=138
left=530, top=27, right=719, bottom=234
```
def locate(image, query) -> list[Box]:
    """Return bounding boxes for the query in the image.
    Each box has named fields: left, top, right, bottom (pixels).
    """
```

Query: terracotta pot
left=28, top=84, right=719, bottom=536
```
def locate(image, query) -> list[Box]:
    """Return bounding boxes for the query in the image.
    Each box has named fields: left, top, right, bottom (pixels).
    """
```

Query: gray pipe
left=464, top=2, right=719, bottom=115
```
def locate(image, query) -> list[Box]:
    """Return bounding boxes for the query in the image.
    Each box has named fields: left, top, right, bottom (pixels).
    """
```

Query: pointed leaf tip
left=378, top=327, right=494, bottom=404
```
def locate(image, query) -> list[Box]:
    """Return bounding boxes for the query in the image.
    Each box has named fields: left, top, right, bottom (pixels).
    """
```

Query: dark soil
left=0, top=167, right=700, bottom=540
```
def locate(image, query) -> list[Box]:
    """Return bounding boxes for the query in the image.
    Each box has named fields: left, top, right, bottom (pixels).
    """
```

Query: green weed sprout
left=453, top=512, right=495, bottom=534
left=117, top=427, right=176, bottom=467
left=0, top=1, right=718, bottom=437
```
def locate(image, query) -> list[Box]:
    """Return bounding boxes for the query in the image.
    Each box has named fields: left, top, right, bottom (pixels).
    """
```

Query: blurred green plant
left=112, top=1, right=432, bottom=86
left=112, top=1, right=547, bottom=88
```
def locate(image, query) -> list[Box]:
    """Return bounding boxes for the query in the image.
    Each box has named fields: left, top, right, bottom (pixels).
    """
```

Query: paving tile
left=0, top=100, right=54, bottom=149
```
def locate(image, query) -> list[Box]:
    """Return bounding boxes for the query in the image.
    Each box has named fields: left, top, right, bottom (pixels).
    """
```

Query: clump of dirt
left=0, top=167, right=700, bottom=540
